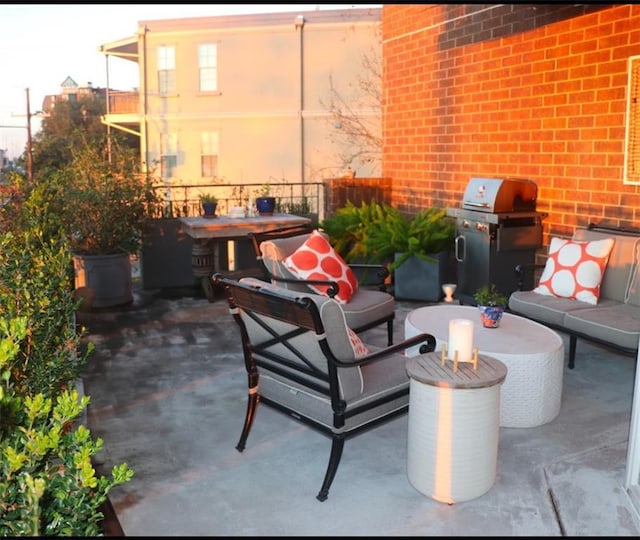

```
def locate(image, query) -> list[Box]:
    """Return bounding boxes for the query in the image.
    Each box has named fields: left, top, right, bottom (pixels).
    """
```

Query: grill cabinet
left=446, top=177, right=546, bottom=305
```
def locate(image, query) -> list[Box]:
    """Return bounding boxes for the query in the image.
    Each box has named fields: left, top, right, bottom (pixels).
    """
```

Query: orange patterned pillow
left=533, top=237, right=615, bottom=305
left=283, top=230, right=358, bottom=303
left=347, top=327, right=369, bottom=357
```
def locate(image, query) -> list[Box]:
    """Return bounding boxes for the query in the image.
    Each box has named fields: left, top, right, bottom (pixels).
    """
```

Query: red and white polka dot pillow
left=533, top=236, right=615, bottom=305
left=283, top=230, right=358, bottom=304
left=347, top=327, right=369, bottom=357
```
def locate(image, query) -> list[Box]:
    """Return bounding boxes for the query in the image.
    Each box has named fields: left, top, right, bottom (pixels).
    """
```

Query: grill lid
left=461, top=177, right=537, bottom=213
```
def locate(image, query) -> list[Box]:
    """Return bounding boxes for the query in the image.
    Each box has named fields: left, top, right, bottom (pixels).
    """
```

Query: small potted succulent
left=473, top=283, right=508, bottom=328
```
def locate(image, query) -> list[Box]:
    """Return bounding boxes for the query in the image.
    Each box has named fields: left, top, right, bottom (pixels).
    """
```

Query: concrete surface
left=79, top=284, right=640, bottom=536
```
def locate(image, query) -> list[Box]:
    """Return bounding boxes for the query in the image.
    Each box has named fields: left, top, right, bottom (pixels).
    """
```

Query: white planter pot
left=73, top=253, right=132, bottom=308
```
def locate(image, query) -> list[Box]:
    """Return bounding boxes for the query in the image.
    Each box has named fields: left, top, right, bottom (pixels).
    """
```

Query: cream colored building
left=99, top=7, right=381, bottom=202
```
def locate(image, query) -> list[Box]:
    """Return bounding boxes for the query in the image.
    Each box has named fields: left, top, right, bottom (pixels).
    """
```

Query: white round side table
left=406, top=352, right=508, bottom=503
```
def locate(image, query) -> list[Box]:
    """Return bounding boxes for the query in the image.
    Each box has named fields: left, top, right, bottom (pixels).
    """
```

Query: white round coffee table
left=404, top=305, right=565, bottom=428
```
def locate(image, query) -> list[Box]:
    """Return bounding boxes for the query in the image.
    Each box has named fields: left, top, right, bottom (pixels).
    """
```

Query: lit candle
left=448, top=318, right=474, bottom=363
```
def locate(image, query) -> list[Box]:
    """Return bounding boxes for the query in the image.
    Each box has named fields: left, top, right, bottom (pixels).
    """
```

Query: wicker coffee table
left=404, top=305, right=565, bottom=428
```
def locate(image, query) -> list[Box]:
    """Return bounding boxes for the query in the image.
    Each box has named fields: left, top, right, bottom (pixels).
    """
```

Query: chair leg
left=386, top=319, right=394, bottom=346
left=316, top=434, right=345, bottom=502
left=236, top=389, right=259, bottom=452
left=568, top=335, right=577, bottom=369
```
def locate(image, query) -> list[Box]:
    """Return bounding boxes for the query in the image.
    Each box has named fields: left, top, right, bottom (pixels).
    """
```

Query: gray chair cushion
left=259, top=233, right=396, bottom=332
left=239, top=277, right=364, bottom=399
left=259, top=355, right=409, bottom=433
left=340, top=287, right=396, bottom=330
left=236, top=277, right=409, bottom=422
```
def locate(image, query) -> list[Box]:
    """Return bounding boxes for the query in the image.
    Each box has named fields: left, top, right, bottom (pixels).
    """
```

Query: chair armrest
left=348, top=263, right=390, bottom=292
left=514, top=263, right=546, bottom=291
left=270, top=275, right=340, bottom=298
left=334, top=332, right=437, bottom=368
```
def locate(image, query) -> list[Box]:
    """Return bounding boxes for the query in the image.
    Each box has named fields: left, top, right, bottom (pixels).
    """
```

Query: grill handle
left=454, top=234, right=465, bottom=262
left=464, top=201, right=491, bottom=209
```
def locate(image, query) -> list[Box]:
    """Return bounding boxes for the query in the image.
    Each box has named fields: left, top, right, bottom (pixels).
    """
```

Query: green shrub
left=374, top=206, right=455, bottom=271
left=0, top=148, right=134, bottom=535
left=0, top=229, right=90, bottom=397
left=320, top=200, right=395, bottom=262
left=25, top=140, right=161, bottom=256
left=0, top=317, right=133, bottom=536
left=321, top=201, right=455, bottom=271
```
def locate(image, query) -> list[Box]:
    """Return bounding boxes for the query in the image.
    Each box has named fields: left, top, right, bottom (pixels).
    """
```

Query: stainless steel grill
left=446, top=177, right=547, bottom=304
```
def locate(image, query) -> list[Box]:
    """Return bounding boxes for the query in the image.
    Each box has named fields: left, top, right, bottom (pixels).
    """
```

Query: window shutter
left=624, top=55, right=640, bottom=184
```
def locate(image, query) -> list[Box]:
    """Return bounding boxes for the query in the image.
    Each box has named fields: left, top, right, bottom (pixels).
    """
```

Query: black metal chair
left=215, top=274, right=436, bottom=501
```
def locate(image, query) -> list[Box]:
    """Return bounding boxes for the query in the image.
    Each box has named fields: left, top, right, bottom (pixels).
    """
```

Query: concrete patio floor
left=79, top=284, right=640, bottom=536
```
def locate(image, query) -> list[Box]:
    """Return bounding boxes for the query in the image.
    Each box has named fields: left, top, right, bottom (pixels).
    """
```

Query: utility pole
left=26, top=87, right=33, bottom=183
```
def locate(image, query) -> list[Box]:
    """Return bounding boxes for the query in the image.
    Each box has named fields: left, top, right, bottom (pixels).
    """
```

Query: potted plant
left=473, top=283, right=508, bottom=328
left=255, top=183, right=276, bottom=216
left=321, top=200, right=386, bottom=262
left=363, top=205, right=456, bottom=301
left=32, top=140, right=160, bottom=308
left=199, top=193, right=218, bottom=217
left=320, top=200, right=396, bottom=286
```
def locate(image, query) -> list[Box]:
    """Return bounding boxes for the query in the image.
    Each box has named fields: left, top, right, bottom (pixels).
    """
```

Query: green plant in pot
left=30, top=139, right=161, bottom=308
left=363, top=205, right=456, bottom=301
left=255, top=183, right=276, bottom=216
left=320, top=201, right=398, bottom=286
left=321, top=200, right=392, bottom=262
left=199, top=193, right=218, bottom=217
left=474, top=283, right=508, bottom=328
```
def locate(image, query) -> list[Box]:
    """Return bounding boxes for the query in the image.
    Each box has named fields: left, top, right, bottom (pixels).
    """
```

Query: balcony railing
left=107, top=91, right=140, bottom=114
left=150, top=181, right=326, bottom=222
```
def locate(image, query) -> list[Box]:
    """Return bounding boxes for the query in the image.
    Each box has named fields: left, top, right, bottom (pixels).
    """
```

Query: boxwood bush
left=0, top=185, right=134, bottom=533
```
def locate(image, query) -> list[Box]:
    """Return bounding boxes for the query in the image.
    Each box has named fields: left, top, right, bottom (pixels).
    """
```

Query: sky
left=0, top=4, right=379, bottom=159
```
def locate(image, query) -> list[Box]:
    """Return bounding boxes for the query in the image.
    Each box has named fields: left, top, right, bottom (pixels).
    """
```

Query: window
left=158, top=45, right=176, bottom=95
left=624, top=55, right=640, bottom=184
left=199, top=44, right=218, bottom=92
left=160, top=133, right=178, bottom=179
left=201, top=131, right=219, bottom=178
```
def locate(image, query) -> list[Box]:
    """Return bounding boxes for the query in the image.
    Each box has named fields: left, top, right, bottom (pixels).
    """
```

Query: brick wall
left=382, top=4, right=640, bottom=251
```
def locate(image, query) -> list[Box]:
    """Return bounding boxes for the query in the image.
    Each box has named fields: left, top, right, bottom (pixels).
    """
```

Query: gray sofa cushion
left=625, top=241, right=640, bottom=306
left=573, top=228, right=640, bottom=302
left=563, top=303, right=640, bottom=351
left=508, top=290, right=597, bottom=327
left=339, top=288, right=396, bottom=330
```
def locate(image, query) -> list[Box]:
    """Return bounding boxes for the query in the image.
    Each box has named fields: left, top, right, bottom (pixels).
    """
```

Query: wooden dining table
left=179, top=213, right=312, bottom=299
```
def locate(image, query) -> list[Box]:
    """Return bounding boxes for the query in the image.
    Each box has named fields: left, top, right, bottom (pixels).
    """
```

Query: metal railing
left=150, top=181, right=327, bottom=221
